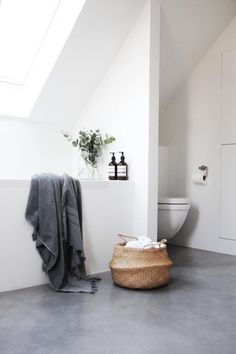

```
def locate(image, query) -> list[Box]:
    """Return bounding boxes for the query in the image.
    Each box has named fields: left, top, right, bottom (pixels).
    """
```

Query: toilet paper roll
left=192, top=172, right=207, bottom=184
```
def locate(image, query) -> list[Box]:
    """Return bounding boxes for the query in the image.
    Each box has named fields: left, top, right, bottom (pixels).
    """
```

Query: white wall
left=159, top=15, right=236, bottom=255
left=73, top=0, right=160, bottom=239
left=159, top=0, right=236, bottom=112
left=0, top=118, right=73, bottom=179
left=0, top=179, right=133, bottom=292
left=158, top=146, right=168, bottom=197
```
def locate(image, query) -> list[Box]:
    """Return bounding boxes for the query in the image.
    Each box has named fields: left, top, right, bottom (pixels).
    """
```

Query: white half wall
left=73, top=0, right=160, bottom=240
left=0, top=179, right=133, bottom=292
left=159, top=15, right=236, bottom=255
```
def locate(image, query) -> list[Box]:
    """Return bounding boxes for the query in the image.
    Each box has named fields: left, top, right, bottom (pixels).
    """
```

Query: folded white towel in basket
left=124, top=236, right=165, bottom=249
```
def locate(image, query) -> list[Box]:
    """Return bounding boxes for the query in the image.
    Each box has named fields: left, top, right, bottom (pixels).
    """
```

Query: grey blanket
left=25, top=173, right=99, bottom=293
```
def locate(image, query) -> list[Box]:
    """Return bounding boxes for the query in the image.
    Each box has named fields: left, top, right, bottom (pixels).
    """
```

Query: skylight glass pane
left=0, top=0, right=61, bottom=85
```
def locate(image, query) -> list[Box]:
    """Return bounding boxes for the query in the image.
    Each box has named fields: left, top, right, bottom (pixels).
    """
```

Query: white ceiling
left=160, top=0, right=236, bottom=114
left=30, top=0, right=146, bottom=126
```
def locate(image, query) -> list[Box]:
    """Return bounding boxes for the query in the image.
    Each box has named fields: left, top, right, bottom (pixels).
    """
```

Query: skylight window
left=0, top=0, right=61, bottom=85
left=0, top=0, right=86, bottom=117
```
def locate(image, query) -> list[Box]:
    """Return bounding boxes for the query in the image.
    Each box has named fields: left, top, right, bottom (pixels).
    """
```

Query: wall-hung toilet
left=158, top=197, right=190, bottom=240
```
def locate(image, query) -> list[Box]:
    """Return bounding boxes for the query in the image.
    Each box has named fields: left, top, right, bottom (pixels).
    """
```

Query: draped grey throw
left=25, top=173, right=100, bottom=293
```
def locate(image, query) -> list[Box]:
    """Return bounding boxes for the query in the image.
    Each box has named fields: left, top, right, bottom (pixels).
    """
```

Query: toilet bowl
left=158, top=197, right=190, bottom=240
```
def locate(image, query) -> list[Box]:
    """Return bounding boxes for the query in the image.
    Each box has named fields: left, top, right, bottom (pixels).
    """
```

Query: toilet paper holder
left=198, top=165, right=208, bottom=180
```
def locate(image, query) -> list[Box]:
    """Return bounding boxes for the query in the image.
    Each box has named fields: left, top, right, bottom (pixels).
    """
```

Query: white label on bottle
left=108, top=166, right=116, bottom=176
left=117, top=166, right=126, bottom=177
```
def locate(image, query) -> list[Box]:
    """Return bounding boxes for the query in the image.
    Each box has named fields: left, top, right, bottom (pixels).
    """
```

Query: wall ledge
left=0, top=178, right=133, bottom=189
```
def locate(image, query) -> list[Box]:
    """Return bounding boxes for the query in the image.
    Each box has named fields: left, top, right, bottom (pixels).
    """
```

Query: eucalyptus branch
left=62, top=129, right=115, bottom=168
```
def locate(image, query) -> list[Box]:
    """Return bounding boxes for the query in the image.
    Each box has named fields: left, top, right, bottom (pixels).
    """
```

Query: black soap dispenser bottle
left=117, top=152, right=128, bottom=180
left=108, top=152, right=117, bottom=180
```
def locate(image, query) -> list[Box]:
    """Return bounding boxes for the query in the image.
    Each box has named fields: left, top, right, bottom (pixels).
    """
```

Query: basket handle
left=160, top=239, right=167, bottom=244
left=118, top=233, right=138, bottom=243
left=143, top=243, right=155, bottom=249
left=142, top=239, right=167, bottom=249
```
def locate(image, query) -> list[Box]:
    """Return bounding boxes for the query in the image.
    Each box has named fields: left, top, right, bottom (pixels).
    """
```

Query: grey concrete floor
left=0, top=246, right=236, bottom=354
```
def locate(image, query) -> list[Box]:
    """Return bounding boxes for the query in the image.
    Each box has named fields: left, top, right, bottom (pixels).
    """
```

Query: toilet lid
left=158, top=197, right=190, bottom=205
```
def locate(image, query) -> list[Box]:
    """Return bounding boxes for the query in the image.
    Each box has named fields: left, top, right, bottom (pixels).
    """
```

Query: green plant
left=62, top=129, right=115, bottom=168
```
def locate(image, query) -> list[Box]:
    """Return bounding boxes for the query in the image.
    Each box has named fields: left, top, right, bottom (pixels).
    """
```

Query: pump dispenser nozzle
left=119, top=152, right=125, bottom=161
left=117, top=152, right=128, bottom=180
left=110, top=152, right=116, bottom=162
left=108, top=152, right=117, bottom=180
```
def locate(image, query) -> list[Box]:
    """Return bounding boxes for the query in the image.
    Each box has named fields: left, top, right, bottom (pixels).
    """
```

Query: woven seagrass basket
left=109, top=235, right=172, bottom=289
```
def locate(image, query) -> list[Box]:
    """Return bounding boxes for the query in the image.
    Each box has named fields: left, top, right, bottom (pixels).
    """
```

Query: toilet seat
left=158, top=203, right=190, bottom=210
left=158, top=197, right=189, bottom=205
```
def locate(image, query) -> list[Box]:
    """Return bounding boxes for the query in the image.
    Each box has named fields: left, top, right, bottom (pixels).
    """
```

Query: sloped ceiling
left=4, top=0, right=235, bottom=122
left=30, top=0, right=146, bottom=127
left=160, top=0, right=236, bottom=114
left=0, top=0, right=86, bottom=117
